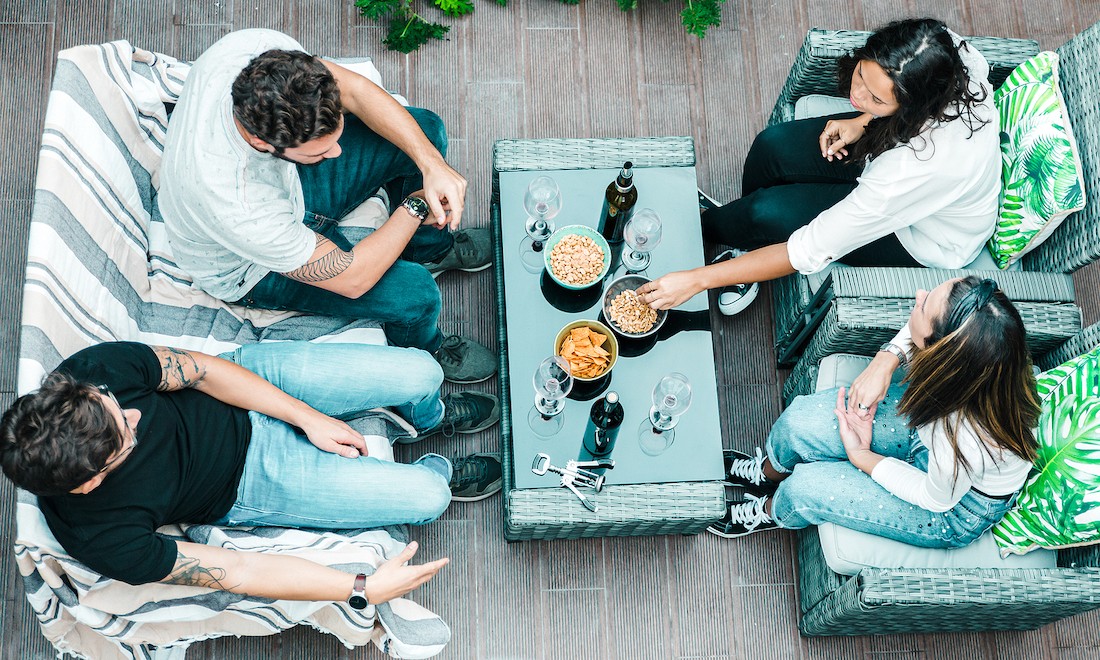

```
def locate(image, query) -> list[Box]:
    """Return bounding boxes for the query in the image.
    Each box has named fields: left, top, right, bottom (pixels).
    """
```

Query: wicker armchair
left=783, top=333, right=1100, bottom=635
left=770, top=24, right=1100, bottom=366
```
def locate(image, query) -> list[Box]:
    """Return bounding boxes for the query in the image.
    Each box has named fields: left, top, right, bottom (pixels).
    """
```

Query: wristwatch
left=878, top=342, right=908, bottom=366
left=400, top=195, right=430, bottom=222
left=348, top=573, right=369, bottom=610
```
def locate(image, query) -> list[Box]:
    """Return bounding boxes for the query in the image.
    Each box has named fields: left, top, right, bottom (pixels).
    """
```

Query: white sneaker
left=711, top=250, right=760, bottom=316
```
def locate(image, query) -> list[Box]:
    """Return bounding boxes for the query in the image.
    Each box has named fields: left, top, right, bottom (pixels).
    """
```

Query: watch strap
left=348, top=573, right=369, bottom=610
left=878, top=342, right=908, bottom=365
left=401, top=195, right=430, bottom=222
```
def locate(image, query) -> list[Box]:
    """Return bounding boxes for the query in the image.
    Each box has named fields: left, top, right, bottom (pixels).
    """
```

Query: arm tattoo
left=284, top=235, right=354, bottom=283
left=162, top=550, right=238, bottom=590
left=152, top=346, right=206, bottom=392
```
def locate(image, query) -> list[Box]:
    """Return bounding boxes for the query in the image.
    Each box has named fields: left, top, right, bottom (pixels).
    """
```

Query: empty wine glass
left=528, top=356, right=573, bottom=438
left=638, top=372, right=692, bottom=455
left=621, top=208, right=663, bottom=273
left=519, top=176, right=563, bottom=273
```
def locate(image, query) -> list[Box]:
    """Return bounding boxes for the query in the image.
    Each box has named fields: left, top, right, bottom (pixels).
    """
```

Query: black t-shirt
left=38, top=342, right=252, bottom=585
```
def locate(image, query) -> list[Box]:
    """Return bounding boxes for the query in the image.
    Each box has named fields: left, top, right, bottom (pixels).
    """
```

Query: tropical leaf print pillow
left=989, top=51, right=1086, bottom=269
left=993, top=344, right=1100, bottom=556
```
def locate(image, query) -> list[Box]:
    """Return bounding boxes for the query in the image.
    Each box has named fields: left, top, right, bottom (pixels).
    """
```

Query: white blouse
left=868, top=324, right=1034, bottom=512
left=787, top=32, right=1001, bottom=274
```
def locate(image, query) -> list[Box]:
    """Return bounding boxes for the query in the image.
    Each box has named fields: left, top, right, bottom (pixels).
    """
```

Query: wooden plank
left=0, top=202, right=32, bottom=392
left=288, top=0, right=343, bottom=55
left=0, top=24, right=52, bottom=201
left=177, top=23, right=231, bottom=61
left=737, top=584, right=802, bottom=659
left=474, top=518, right=546, bottom=659
left=664, top=534, right=738, bottom=656
left=711, top=281, right=779, bottom=386
left=407, top=22, right=467, bottom=141
left=801, top=633, right=867, bottom=660
left=110, top=0, right=177, bottom=53
left=636, top=0, right=692, bottom=85
left=176, top=0, right=234, bottom=26
left=604, top=536, right=674, bottom=658
left=1052, top=609, right=1100, bottom=648
left=411, top=518, right=481, bottom=660
left=580, top=0, right=641, bottom=139
left=803, top=0, right=864, bottom=30
left=55, top=0, right=111, bottom=49
left=967, top=0, right=1022, bottom=38
left=524, top=0, right=578, bottom=30
left=233, top=0, right=290, bottom=31
left=641, top=83, right=695, bottom=137
left=718, top=384, right=782, bottom=448
left=522, top=27, right=587, bottom=139
left=467, top=1, right=522, bottom=83
left=545, top=589, right=608, bottom=658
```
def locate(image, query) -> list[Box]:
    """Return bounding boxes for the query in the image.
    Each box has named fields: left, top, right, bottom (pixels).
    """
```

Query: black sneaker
left=433, top=335, right=498, bottom=384
left=707, top=493, right=779, bottom=539
left=724, top=448, right=777, bottom=494
left=449, top=452, right=503, bottom=502
left=698, top=188, right=721, bottom=214
left=419, top=392, right=500, bottom=439
left=710, top=249, right=759, bottom=317
left=424, top=228, right=494, bottom=279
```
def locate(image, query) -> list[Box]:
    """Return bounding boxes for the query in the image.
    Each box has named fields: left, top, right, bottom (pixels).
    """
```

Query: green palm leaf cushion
left=989, top=51, right=1087, bottom=268
left=993, top=345, right=1100, bottom=555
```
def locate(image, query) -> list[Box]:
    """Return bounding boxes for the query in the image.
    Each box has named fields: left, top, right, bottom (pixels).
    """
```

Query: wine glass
left=528, top=356, right=573, bottom=438
left=519, top=176, right=563, bottom=273
left=638, top=372, right=692, bottom=455
left=621, top=208, right=663, bottom=273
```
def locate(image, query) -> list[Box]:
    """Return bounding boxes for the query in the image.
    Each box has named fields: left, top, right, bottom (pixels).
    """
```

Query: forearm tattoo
left=162, top=550, right=237, bottom=590
left=284, top=235, right=354, bottom=283
left=152, top=346, right=206, bottom=391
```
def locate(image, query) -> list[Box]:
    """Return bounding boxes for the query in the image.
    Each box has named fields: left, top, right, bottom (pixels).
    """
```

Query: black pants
left=702, top=113, right=919, bottom=268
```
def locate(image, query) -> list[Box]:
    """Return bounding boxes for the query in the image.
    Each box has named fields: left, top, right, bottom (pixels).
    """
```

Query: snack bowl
left=603, top=274, right=668, bottom=339
left=543, top=225, right=612, bottom=290
left=554, top=319, right=619, bottom=382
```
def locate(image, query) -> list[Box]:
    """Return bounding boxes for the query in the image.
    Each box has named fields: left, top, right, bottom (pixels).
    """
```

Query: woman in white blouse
left=708, top=276, right=1040, bottom=543
left=638, top=18, right=999, bottom=315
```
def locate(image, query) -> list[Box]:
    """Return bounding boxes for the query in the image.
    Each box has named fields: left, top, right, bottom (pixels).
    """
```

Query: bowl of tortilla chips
left=554, top=320, right=619, bottom=382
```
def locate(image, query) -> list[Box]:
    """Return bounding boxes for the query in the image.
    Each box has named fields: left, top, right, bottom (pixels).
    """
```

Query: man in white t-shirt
left=159, top=29, right=496, bottom=384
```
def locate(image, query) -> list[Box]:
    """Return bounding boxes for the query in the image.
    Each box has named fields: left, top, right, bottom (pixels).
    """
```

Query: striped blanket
left=17, top=41, right=446, bottom=658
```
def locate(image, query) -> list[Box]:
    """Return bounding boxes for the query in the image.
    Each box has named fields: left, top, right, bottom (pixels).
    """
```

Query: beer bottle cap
left=605, top=391, right=619, bottom=404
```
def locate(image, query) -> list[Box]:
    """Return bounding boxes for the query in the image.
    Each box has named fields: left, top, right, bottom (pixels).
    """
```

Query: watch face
left=348, top=595, right=369, bottom=610
left=404, top=196, right=430, bottom=220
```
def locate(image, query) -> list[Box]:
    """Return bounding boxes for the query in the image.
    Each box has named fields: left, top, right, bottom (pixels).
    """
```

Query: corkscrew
left=531, top=452, right=615, bottom=512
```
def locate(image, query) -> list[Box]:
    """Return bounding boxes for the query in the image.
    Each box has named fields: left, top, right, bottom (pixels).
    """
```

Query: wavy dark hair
left=837, top=18, right=990, bottom=162
left=0, top=372, right=123, bottom=496
left=899, top=276, right=1040, bottom=481
left=231, top=49, right=343, bottom=152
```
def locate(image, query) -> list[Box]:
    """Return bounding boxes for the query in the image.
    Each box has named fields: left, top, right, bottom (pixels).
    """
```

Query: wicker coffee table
left=491, top=136, right=726, bottom=542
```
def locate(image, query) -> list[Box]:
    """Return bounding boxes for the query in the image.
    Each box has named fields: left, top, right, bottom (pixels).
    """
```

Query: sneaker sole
left=451, top=485, right=502, bottom=502
left=443, top=370, right=497, bottom=385
left=430, top=262, right=493, bottom=280
left=706, top=523, right=779, bottom=539
left=717, top=282, right=759, bottom=316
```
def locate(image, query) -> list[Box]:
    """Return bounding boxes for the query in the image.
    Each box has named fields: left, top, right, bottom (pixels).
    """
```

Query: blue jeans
left=213, top=341, right=453, bottom=529
left=765, top=385, right=1016, bottom=548
left=236, top=108, right=454, bottom=351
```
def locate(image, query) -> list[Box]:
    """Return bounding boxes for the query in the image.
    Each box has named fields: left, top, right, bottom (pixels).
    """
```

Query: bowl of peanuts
left=603, top=274, right=668, bottom=339
left=544, top=225, right=612, bottom=290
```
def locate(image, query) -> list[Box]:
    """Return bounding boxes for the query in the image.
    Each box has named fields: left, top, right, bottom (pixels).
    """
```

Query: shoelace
left=729, top=494, right=772, bottom=532
left=450, top=455, right=487, bottom=488
left=435, top=336, right=467, bottom=367
left=443, top=395, right=481, bottom=429
left=728, top=447, right=767, bottom=486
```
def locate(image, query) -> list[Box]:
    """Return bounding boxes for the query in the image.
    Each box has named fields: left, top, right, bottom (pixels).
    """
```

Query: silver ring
left=856, top=403, right=870, bottom=411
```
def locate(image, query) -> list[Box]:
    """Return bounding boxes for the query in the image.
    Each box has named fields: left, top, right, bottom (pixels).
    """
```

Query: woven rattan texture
left=798, top=298, right=1082, bottom=367
left=493, top=136, right=695, bottom=172
left=1023, top=21, right=1100, bottom=274
left=1038, top=319, right=1100, bottom=370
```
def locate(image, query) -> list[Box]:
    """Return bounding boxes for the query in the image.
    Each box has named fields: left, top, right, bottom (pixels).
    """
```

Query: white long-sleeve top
left=787, top=32, right=1001, bottom=274
left=868, top=325, right=1034, bottom=512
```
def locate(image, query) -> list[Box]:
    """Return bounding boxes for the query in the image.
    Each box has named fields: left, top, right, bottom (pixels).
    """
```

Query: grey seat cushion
left=810, top=353, right=1057, bottom=575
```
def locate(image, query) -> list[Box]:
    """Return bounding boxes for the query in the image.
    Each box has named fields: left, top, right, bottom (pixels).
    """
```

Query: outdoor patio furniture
left=784, top=347, right=1100, bottom=636
left=769, top=24, right=1100, bottom=366
left=490, top=137, right=726, bottom=541
left=16, top=41, right=446, bottom=659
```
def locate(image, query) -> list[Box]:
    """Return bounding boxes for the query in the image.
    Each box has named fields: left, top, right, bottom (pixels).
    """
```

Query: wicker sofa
left=769, top=24, right=1100, bottom=367
left=783, top=320, right=1100, bottom=636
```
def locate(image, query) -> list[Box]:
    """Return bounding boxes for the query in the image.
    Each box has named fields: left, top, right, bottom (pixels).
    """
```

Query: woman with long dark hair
left=709, top=276, right=1040, bottom=544
left=639, top=18, right=1000, bottom=315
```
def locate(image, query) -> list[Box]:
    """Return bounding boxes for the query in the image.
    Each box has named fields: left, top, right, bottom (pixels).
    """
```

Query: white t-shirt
left=159, top=29, right=316, bottom=302
left=786, top=33, right=1001, bottom=274
left=869, top=324, right=1034, bottom=512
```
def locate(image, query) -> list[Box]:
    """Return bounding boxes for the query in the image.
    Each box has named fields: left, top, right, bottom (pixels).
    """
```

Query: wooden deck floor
left=2, top=1, right=1100, bottom=658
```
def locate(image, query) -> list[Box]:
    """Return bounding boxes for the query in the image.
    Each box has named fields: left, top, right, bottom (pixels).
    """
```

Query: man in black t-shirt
left=0, top=341, right=502, bottom=607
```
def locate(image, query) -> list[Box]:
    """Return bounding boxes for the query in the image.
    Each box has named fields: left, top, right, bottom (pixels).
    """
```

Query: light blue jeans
left=212, top=342, right=453, bottom=529
left=766, top=385, right=1016, bottom=549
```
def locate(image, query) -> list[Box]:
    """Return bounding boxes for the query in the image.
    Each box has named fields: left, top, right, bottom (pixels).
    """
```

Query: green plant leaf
left=434, top=0, right=474, bottom=17
left=681, top=0, right=725, bottom=38
left=356, top=0, right=405, bottom=20
left=384, top=11, right=450, bottom=53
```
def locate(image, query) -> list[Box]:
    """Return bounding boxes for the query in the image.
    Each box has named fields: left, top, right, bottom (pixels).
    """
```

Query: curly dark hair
left=0, top=372, right=123, bottom=496
left=231, top=49, right=343, bottom=152
left=837, top=18, right=990, bottom=162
